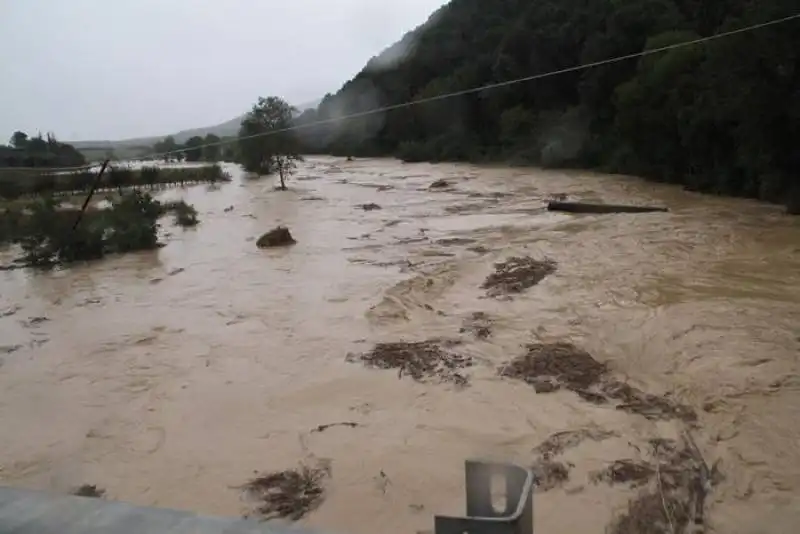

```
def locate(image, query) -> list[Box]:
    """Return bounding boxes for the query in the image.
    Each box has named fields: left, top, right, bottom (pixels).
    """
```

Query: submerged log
left=547, top=201, right=668, bottom=214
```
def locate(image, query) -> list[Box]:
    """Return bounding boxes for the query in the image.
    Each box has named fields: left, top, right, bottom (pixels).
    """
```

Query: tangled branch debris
left=482, top=257, right=557, bottom=297
left=240, top=463, right=330, bottom=521
left=590, top=459, right=655, bottom=487
left=500, top=343, right=696, bottom=422
left=500, top=342, right=606, bottom=393
left=531, top=459, right=572, bottom=492
left=533, top=426, right=619, bottom=458
left=346, top=339, right=472, bottom=386
left=604, top=437, right=717, bottom=534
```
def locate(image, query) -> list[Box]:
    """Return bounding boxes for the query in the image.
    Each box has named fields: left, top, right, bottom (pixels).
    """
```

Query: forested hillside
left=294, top=0, right=799, bottom=212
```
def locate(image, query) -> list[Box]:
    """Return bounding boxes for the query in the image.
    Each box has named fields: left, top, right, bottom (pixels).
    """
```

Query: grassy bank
left=0, top=164, right=230, bottom=200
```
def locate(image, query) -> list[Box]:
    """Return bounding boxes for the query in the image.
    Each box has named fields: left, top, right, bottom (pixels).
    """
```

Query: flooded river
left=1, top=157, right=798, bottom=533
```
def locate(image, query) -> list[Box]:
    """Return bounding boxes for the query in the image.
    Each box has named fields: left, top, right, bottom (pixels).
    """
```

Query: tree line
left=1, top=131, right=86, bottom=168
left=288, top=0, right=799, bottom=213
left=150, top=133, right=226, bottom=163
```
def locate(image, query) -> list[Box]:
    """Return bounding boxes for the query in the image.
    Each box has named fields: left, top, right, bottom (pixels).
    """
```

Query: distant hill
left=70, top=98, right=322, bottom=154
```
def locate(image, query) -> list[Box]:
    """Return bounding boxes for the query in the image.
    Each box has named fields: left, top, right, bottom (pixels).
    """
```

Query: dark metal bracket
left=434, top=460, right=534, bottom=534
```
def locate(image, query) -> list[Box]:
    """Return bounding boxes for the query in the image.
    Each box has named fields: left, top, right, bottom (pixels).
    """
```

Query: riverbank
left=1, top=158, right=798, bottom=533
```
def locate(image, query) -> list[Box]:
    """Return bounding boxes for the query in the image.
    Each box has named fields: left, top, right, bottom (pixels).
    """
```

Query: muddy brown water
left=1, top=157, right=799, bottom=533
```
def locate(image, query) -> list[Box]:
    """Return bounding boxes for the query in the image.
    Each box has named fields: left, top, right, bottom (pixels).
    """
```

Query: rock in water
left=256, top=226, right=297, bottom=248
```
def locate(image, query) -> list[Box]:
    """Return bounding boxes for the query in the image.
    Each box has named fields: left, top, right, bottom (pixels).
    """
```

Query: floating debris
left=531, top=459, right=572, bottom=492
left=603, top=380, right=697, bottom=423
left=500, top=342, right=606, bottom=393
left=347, top=339, right=472, bottom=386
left=468, top=245, right=491, bottom=255
left=459, top=311, right=493, bottom=339
left=360, top=203, right=382, bottom=211
left=311, top=422, right=360, bottom=433
left=534, top=426, right=619, bottom=458
left=0, top=305, right=21, bottom=318
left=22, top=316, right=50, bottom=327
left=500, top=343, right=696, bottom=422
left=547, top=201, right=669, bottom=214
left=241, top=463, right=330, bottom=521
left=428, top=179, right=450, bottom=189
left=591, top=459, right=655, bottom=487
left=605, top=437, right=718, bottom=534
left=482, top=257, right=556, bottom=297
left=256, top=226, right=296, bottom=248
left=435, top=237, right=477, bottom=246
left=72, top=484, right=105, bottom=498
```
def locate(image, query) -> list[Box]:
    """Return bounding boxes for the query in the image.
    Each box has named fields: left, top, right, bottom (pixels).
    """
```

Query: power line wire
left=5, top=11, right=799, bottom=171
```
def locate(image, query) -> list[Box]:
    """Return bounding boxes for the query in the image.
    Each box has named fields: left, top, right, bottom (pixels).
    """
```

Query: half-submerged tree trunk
left=547, top=201, right=669, bottom=214
left=278, top=168, right=287, bottom=190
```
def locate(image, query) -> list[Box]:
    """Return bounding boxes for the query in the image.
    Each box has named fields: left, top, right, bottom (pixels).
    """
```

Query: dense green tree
left=238, top=96, right=303, bottom=189
left=10, top=131, right=28, bottom=149
left=202, top=134, right=221, bottom=161
left=293, top=0, right=799, bottom=213
left=184, top=136, right=204, bottom=162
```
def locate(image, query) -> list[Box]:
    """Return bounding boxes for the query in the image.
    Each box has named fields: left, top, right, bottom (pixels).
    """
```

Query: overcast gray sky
left=0, top=0, right=446, bottom=142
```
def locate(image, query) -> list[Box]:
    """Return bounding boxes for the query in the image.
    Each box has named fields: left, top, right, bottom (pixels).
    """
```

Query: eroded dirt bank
left=1, top=157, right=799, bottom=533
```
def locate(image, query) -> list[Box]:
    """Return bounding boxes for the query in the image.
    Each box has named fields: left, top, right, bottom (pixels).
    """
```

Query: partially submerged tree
left=238, top=96, right=303, bottom=189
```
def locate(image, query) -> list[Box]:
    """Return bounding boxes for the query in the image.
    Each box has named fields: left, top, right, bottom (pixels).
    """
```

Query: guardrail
left=0, top=460, right=534, bottom=534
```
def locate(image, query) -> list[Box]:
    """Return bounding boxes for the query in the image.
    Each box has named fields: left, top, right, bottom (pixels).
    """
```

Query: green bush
left=10, top=191, right=174, bottom=267
left=103, top=191, right=162, bottom=252
left=167, top=200, right=199, bottom=227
